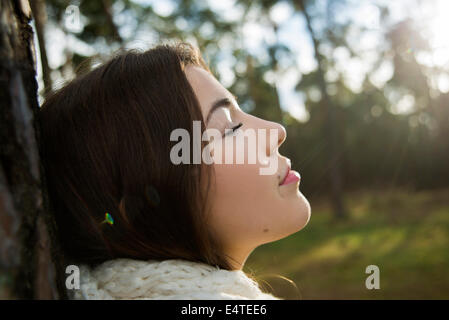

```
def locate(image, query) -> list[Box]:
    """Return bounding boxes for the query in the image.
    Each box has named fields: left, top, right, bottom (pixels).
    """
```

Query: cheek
left=208, top=162, right=280, bottom=242
left=215, top=163, right=271, bottom=203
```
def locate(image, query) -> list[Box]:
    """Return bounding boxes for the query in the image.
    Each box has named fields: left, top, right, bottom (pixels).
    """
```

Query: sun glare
left=422, top=0, right=449, bottom=67
left=428, top=1, right=449, bottom=48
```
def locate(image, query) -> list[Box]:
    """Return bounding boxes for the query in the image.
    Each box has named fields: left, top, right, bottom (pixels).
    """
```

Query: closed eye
left=223, top=122, right=243, bottom=137
left=232, top=122, right=243, bottom=131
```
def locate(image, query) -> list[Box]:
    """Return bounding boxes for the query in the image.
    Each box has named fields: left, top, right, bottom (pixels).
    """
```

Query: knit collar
left=70, top=258, right=280, bottom=300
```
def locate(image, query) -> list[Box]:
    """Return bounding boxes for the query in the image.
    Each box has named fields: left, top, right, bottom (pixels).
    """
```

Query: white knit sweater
left=70, top=258, right=281, bottom=300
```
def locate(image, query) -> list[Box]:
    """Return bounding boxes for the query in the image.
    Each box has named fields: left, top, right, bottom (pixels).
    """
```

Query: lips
left=279, top=161, right=301, bottom=186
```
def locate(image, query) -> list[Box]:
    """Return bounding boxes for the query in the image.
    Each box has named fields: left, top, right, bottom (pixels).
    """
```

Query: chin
left=296, top=190, right=311, bottom=227
left=263, top=191, right=311, bottom=244
left=282, top=191, right=311, bottom=237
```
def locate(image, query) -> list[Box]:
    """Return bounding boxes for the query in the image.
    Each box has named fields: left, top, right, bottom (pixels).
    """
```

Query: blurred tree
left=294, top=0, right=346, bottom=219
left=237, top=0, right=288, bottom=125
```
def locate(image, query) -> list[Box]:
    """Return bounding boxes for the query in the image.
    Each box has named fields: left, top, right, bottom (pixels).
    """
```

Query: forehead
left=184, top=65, right=230, bottom=114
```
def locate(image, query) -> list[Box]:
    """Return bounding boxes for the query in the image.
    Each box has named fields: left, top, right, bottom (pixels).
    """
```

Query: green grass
left=244, top=188, right=449, bottom=299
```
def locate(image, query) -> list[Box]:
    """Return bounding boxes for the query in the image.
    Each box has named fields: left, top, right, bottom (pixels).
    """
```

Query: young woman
left=38, top=42, right=311, bottom=300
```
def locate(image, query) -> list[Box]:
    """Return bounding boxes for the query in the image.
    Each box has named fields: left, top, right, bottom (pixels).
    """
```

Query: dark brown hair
left=38, top=42, right=233, bottom=270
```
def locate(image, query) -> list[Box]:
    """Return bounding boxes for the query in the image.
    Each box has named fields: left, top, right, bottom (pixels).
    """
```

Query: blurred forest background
left=3, top=0, right=449, bottom=299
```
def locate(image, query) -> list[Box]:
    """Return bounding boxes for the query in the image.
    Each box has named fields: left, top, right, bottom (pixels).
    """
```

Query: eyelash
left=223, top=122, right=243, bottom=137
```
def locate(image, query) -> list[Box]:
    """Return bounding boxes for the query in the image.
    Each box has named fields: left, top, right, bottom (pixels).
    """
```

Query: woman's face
left=185, top=65, right=311, bottom=268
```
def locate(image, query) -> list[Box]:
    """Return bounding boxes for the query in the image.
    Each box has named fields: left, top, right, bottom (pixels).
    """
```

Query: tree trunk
left=0, top=0, right=66, bottom=299
left=30, top=0, right=52, bottom=94
left=297, top=0, right=346, bottom=219
left=269, top=21, right=285, bottom=126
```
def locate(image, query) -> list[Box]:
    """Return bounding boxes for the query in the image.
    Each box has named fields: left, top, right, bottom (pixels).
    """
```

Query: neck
left=225, top=245, right=256, bottom=270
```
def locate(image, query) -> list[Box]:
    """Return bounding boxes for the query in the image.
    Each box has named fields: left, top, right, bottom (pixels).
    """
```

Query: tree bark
left=0, top=0, right=66, bottom=299
left=30, top=0, right=52, bottom=94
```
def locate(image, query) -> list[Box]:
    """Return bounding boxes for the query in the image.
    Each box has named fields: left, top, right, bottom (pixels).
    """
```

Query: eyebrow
left=206, top=95, right=238, bottom=124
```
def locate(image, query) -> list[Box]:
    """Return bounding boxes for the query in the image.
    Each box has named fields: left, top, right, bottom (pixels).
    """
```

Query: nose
left=275, top=122, right=287, bottom=146
left=260, top=119, right=287, bottom=156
